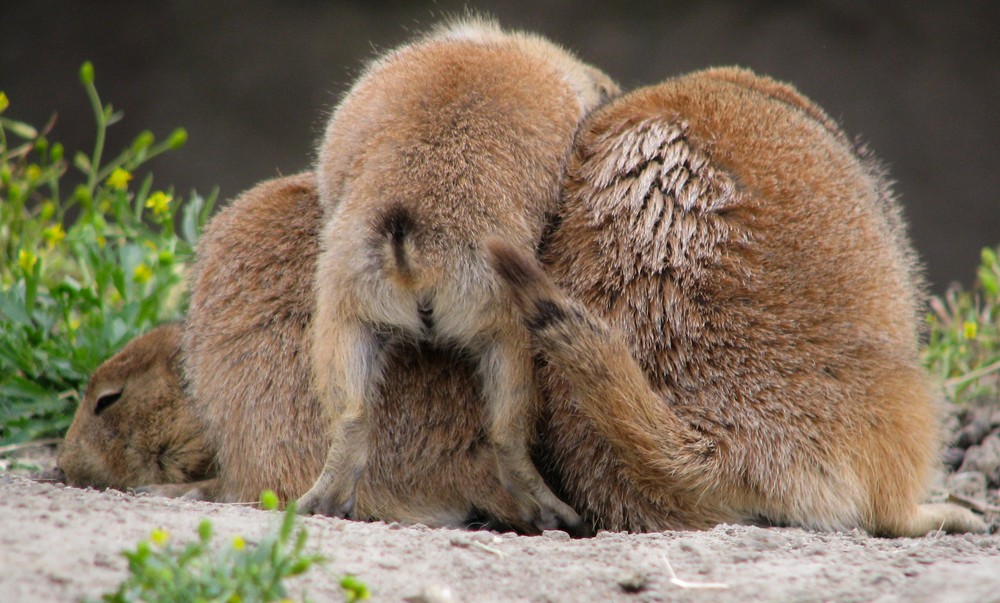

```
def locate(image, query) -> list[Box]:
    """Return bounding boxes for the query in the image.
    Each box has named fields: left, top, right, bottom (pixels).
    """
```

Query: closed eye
left=94, top=390, right=123, bottom=415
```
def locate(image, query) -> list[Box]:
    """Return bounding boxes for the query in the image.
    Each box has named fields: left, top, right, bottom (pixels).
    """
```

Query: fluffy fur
left=182, top=173, right=328, bottom=504
left=92, top=61, right=982, bottom=537
left=300, top=19, right=617, bottom=533
left=183, top=173, right=535, bottom=529
left=489, top=67, right=984, bottom=536
left=57, top=324, right=215, bottom=496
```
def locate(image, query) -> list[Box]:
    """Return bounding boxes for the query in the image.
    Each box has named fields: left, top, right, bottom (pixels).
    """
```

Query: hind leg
left=297, top=317, right=385, bottom=518
left=479, top=335, right=587, bottom=535
left=879, top=503, right=987, bottom=537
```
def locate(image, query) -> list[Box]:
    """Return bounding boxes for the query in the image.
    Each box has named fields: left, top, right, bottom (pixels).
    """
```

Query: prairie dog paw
left=296, top=471, right=359, bottom=519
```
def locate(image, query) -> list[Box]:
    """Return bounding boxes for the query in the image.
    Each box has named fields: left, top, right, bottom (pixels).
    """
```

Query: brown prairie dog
left=146, top=61, right=978, bottom=536
left=182, top=173, right=328, bottom=505
left=57, top=324, right=216, bottom=498
left=184, top=173, right=537, bottom=530
left=299, top=18, right=617, bottom=534
left=488, top=67, right=985, bottom=537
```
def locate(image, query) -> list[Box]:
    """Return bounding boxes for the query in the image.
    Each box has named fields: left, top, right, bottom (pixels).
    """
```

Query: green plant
left=923, top=245, right=1000, bottom=403
left=0, top=63, right=216, bottom=446
left=94, top=491, right=330, bottom=603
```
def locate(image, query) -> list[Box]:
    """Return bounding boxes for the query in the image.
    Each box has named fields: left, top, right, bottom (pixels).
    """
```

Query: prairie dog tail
left=486, top=239, right=714, bottom=497
left=485, top=238, right=568, bottom=331
left=371, top=203, right=420, bottom=289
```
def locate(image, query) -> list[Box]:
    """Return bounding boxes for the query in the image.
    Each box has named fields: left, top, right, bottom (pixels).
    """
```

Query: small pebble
left=990, top=410, right=1000, bottom=430
left=956, top=419, right=991, bottom=449
left=405, top=584, right=457, bottom=603
left=947, top=471, right=988, bottom=501
left=960, top=432, right=1000, bottom=488
left=469, top=531, right=495, bottom=545
left=617, top=572, right=648, bottom=593
left=943, top=447, right=967, bottom=471
left=542, top=529, right=570, bottom=541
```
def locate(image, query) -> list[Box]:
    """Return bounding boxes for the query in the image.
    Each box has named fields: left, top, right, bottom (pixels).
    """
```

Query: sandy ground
left=2, top=473, right=1000, bottom=603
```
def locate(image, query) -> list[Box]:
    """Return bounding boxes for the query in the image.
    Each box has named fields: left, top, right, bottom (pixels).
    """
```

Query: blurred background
left=2, top=0, right=997, bottom=292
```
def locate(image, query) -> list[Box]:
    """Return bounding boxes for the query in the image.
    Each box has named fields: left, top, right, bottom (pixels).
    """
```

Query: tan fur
left=183, top=173, right=536, bottom=530
left=489, top=67, right=985, bottom=537
left=182, top=173, right=329, bottom=504
left=300, top=19, right=617, bottom=533
left=57, top=324, right=216, bottom=496
left=156, top=61, right=979, bottom=537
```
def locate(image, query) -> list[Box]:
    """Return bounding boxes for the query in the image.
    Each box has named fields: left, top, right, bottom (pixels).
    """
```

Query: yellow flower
left=133, top=263, right=153, bottom=284
left=106, top=168, right=132, bottom=190
left=232, top=535, right=246, bottom=550
left=25, top=164, right=42, bottom=181
left=69, top=318, right=81, bottom=331
left=17, top=249, right=37, bottom=273
left=0, top=91, right=8, bottom=113
left=42, top=223, right=66, bottom=247
left=150, top=528, right=170, bottom=547
left=145, top=191, right=173, bottom=216
left=963, top=321, right=977, bottom=340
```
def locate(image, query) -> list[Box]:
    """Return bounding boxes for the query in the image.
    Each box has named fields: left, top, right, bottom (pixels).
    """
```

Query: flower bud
left=79, top=61, right=95, bottom=85
left=132, top=130, right=155, bottom=153
left=167, top=128, right=188, bottom=149
left=260, top=490, right=279, bottom=511
left=197, top=519, right=213, bottom=542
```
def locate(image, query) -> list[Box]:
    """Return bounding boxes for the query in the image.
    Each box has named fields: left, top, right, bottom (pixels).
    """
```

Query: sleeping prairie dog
left=57, top=324, right=216, bottom=497
left=299, top=19, right=617, bottom=533
left=488, top=67, right=985, bottom=537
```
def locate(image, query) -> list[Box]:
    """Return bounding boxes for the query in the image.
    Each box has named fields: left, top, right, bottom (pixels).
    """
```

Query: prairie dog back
left=301, top=20, right=617, bottom=533
left=314, top=19, right=615, bottom=337
left=488, top=67, right=985, bottom=537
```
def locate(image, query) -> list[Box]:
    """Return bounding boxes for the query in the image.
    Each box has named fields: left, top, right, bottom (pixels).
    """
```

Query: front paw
left=296, top=471, right=359, bottom=519
left=512, top=488, right=592, bottom=538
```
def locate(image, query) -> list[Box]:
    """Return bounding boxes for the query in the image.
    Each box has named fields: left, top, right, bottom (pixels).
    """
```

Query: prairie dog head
left=57, top=324, right=213, bottom=490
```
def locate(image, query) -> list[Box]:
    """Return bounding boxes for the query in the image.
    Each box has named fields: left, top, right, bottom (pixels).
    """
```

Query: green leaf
left=0, top=287, right=33, bottom=327
left=0, top=375, right=51, bottom=399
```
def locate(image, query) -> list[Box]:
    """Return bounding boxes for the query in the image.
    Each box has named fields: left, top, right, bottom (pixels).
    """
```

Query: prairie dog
left=300, top=19, right=617, bottom=533
left=182, top=173, right=328, bottom=504
left=57, top=324, right=216, bottom=497
left=184, top=173, right=533, bottom=528
left=488, top=67, right=985, bottom=537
